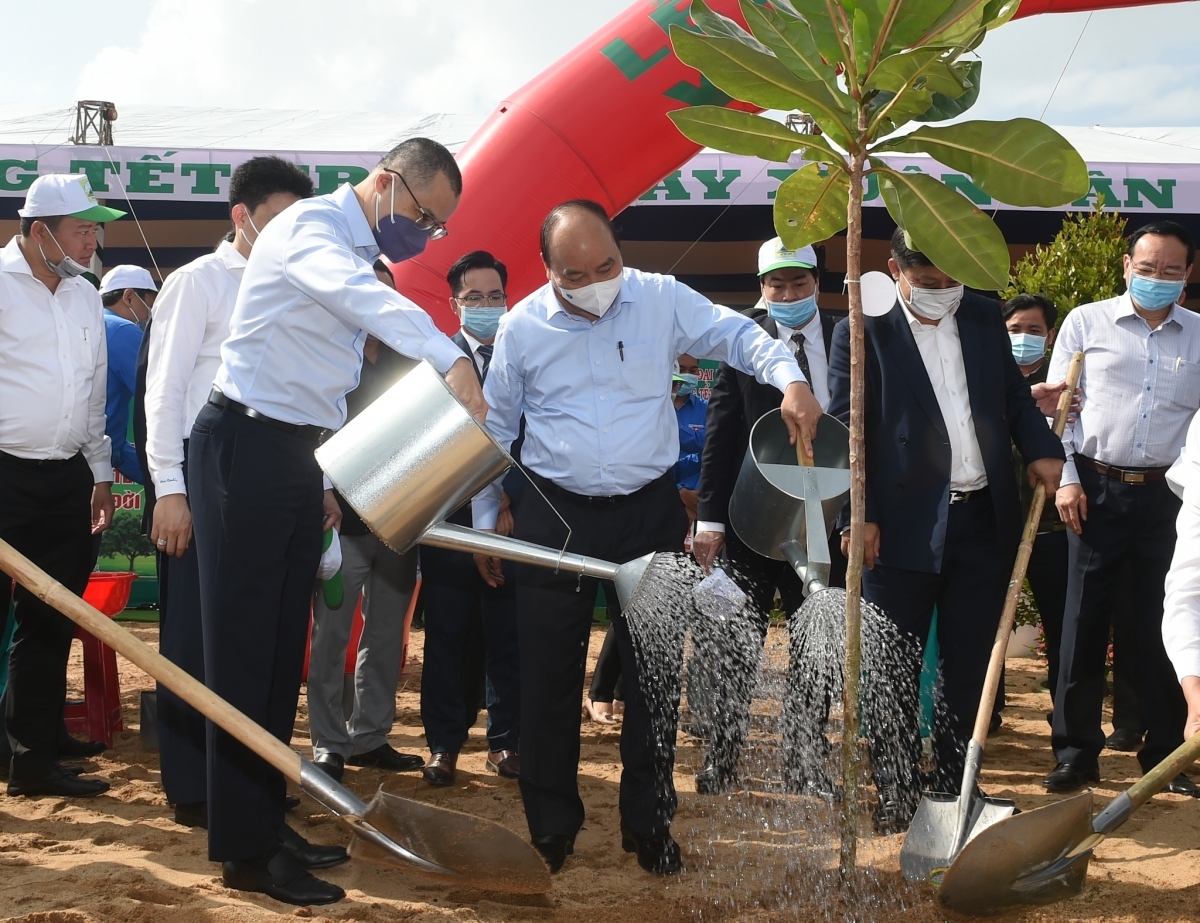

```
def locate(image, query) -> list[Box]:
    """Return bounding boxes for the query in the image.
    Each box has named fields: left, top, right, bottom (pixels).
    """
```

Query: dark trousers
left=0, top=451, right=93, bottom=777
left=1052, top=468, right=1184, bottom=773
left=189, top=404, right=323, bottom=861
left=862, top=488, right=1011, bottom=795
left=156, top=461, right=208, bottom=805
left=1027, top=528, right=1069, bottom=703
left=419, top=545, right=520, bottom=754
left=515, top=473, right=688, bottom=840
left=589, top=624, right=624, bottom=703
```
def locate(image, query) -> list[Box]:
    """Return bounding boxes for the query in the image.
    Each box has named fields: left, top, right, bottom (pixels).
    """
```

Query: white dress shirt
left=898, top=291, right=988, bottom=492
left=144, top=240, right=246, bottom=497
left=213, top=183, right=463, bottom=429
left=460, top=328, right=491, bottom=379
left=472, top=268, right=806, bottom=529
left=0, top=236, right=111, bottom=482
left=697, top=308, right=829, bottom=536
left=1163, top=410, right=1200, bottom=681
left=1049, top=294, right=1200, bottom=487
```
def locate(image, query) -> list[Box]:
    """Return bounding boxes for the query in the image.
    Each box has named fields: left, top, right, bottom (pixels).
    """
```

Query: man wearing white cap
left=691, top=237, right=844, bottom=795
left=99, top=266, right=158, bottom=484
left=0, top=173, right=125, bottom=797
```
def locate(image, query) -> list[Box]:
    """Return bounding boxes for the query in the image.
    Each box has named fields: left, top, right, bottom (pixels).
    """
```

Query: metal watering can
left=728, top=410, right=850, bottom=596
left=314, top=360, right=658, bottom=608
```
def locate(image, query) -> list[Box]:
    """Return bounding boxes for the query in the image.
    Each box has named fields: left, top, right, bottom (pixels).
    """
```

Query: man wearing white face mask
left=1043, top=220, right=1200, bottom=798
left=99, top=265, right=158, bottom=484
left=829, top=228, right=1064, bottom=834
left=471, top=200, right=821, bottom=876
left=0, top=173, right=125, bottom=798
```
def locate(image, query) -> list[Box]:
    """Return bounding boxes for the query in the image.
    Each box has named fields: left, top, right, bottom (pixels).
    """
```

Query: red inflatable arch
left=391, top=0, right=1184, bottom=330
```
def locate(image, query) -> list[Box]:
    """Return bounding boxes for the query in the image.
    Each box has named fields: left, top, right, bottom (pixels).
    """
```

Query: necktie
left=476, top=343, right=493, bottom=380
left=789, top=332, right=811, bottom=384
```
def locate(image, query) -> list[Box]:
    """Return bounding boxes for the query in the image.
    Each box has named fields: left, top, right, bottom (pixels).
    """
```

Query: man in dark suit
left=418, top=250, right=522, bottom=786
left=691, top=238, right=846, bottom=794
left=830, top=229, right=1064, bottom=833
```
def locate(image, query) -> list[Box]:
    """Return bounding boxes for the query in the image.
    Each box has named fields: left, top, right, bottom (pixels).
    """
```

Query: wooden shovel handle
left=0, top=537, right=302, bottom=784
left=797, top=436, right=815, bottom=467
left=970, top=351, right=1084, bottom=744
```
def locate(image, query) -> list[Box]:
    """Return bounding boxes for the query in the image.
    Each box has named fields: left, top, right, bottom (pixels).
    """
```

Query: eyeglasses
left=385, top=169, right=448, bottom=240
left=456, top=293, right=507, bottom=308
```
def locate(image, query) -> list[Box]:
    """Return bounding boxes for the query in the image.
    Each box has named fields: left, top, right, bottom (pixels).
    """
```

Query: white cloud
left=68, top=0, right=631, bottom=120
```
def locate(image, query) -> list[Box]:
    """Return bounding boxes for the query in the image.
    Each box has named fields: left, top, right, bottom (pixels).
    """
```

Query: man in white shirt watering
left=143, top=156, right=314, bottom=830
left=0, top=174, right=124, bottom=798
left=472, top=200, right=821, bottom=876
left=1046, top=220, right=1200, bottom=797
left=189, top=138, right=484, bottom=906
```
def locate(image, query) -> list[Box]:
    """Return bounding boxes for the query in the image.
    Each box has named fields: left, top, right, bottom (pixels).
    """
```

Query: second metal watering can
left=315, top=361, right=658, bottom=608
left=728, top=410, right=851, bottom=596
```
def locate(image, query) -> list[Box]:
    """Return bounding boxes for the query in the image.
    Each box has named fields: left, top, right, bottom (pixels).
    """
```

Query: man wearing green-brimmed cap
left=0, top=173, right=126, bottom=799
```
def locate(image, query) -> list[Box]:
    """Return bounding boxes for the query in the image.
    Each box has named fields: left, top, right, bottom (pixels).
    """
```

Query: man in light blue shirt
left=188, top=138, right=485, bottom=907
left=471, top=199, right=820, bottom=876
left=99, top=265, right=158, bottom=483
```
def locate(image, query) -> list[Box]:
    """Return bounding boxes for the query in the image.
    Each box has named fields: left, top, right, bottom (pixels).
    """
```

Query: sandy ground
left=2, top=623, right=1200, bottom=923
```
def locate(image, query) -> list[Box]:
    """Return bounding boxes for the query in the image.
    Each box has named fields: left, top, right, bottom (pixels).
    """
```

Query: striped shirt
left=1049, top=293, right=1200, bottom=486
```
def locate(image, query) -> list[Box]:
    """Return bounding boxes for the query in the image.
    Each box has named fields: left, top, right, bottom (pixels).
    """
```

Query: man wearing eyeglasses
left=187, top=138, right=484, bottom=906
left=1044, top=220, right=1200, bottom=798
left=419, top=250, right=522, bottom=787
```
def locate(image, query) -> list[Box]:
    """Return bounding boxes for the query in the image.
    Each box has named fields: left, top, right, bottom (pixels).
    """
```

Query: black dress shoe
left=285, top=794, right=301, bottom=812
left=312, top=753, right=344, bottom=782
left=1164, top=773, right=1200, bottom=797
left=531, top=834, right=574, bottom=873
left=620, top=821, right=682, bottom=875
left=1042, top=762, right=1100, bottom=793
left=422, top=752, right=457, bottom=787
left=174, top=801, right=208, bottom=828
left=988, top=712, right=1003, bottom=736
left=278, top=824, right=350, bottom=870
left=695, top=759, right=733, bottom=795
left=58, top=736, right=107, bottom=759
left=8, top=763, right=110, bottom=798
left=348, top=743, right=424, bottom=772
left=487, top=749, right=521, bottom=779
left=222, top=848, right=344, bottom=906
left=1105, top=729, right=1145, bottom=752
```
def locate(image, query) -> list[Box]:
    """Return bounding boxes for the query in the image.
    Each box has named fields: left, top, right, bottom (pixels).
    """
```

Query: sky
left=2, top=0, right=1199, bottom=129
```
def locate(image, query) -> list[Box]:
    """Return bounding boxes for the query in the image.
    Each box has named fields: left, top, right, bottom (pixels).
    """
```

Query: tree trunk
left=839, top=128, right=868, bottom=878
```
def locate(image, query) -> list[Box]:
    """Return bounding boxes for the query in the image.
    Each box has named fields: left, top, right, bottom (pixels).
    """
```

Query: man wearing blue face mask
left=187, top=138, right=484, bottom=906
left=418, top=250, right=522, bottom=788
left=831, top=228, right=1065, bottom=833
left=99, top=265, right=158, bottom=485
left=1044, top=220, right=1200, bottom=798
left=690, top=238, right=844, bottom=794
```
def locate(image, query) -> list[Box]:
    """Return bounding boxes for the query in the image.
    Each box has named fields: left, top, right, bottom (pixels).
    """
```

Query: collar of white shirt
left=897, top=288, right=957, bottom=332
left=1, top=236, right=95, bottom=297
left=330, top=182, right=378, bottom=253
left=214, top=238, right=249, bottom=273
left=461, top=327, right=486, bottom=357
left=774, top=308, right=822, bottom=345
left=1114, top=291, right=1183, bottom=330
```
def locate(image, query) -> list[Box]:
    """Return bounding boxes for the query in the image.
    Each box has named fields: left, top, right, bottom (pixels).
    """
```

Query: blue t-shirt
left=103, top=310, right=144, bottom=483
left=673, top=392, right=707, bottom=490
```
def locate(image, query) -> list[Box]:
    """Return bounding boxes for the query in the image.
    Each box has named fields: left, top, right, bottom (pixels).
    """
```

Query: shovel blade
left=349, top=786, right=552, bottom=894
left=901, top=791, right=1016, bottom=883
left=937, top=792, right=1094, bottom=916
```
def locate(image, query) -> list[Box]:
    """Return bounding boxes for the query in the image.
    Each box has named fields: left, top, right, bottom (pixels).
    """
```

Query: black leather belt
left=208, top=389, right=326, bottom=444
left=1074, top=454, right=1169, bottom=485
left=949, top=485, right=989, bottom=504
left=533, top=471, right=673, bottom=507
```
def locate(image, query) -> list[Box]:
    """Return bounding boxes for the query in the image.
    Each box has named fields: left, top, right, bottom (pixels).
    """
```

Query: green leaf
left=740, top=0, right=839, bottom=97
left=982, top=0, right=1021, bottom=29
left=784, top=0, right=852, bottom=68
left=866, top=47, right=971, bottom=98
left=914, top=60, right=981, bottom=122
left=690, top=0, right=767, bottom=51
left=668, top=107, right=809, bottom=162
left=669, top=24, right=855, bottom=148
left=876, top=167, right=1010, bottom=289
left=876, top=118, right=1089, bottom=206
left=774, top=163, right=851, bottom=248
left=914, top=0, right=991, bottom=49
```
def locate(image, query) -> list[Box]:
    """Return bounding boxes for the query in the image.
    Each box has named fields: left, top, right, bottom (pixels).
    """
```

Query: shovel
left=0, top=537, right=551, bottom=895
left=938, top=728, right=1200, bottom=916
left=900, top=351, right=1084, bottom=883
